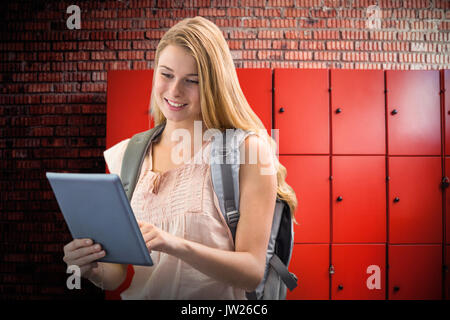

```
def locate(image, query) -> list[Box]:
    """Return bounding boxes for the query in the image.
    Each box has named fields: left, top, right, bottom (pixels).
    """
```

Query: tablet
left=46, top=172, right=153, bottom=266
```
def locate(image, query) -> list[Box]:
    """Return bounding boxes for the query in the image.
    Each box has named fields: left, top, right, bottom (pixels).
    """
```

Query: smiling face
left=153, top=44, right=202, bottom=125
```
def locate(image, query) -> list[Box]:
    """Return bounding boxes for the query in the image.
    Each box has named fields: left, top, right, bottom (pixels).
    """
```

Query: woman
left=62, top=16, right=297, bottom=299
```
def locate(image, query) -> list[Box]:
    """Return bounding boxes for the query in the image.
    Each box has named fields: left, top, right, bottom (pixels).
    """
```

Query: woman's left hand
left=138, top=221, right=182, bottom=255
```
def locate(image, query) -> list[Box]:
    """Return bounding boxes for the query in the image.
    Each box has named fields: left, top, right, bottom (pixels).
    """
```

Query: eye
left=161, top=73, right=173, bottom=79
left=186, top=79, right=199, bottom=84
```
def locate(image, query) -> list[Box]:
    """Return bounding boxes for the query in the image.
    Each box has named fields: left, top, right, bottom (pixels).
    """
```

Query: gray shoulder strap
left=210, top=128, right=255, bottom=241
left=121, top=123, right=165, bottom=201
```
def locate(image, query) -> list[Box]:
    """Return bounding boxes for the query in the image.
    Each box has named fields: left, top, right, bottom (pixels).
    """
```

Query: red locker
left=274, top=69, right=329, bottom=154
left=236, top=69, right=272, bottom=133
left=331, top=244, right=386, bottom=300
left=104, top=69, right=449, bottom=300
left=389, top=157, right=442, bottom=244
left=286, top=244, right=329, bottom=300
left=386, top=70, right=441, bottom=156
left=389, top=245, right=442, bottom=300
left=106, top=70, right=154, bottom=149
left=332, top=156, right=386, bottom=243
left=331, top=70, right=385, bottom=155
left=279, top=155, right=330, bottom=243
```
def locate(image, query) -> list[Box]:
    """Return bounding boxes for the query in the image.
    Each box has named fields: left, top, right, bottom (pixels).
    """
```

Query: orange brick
left=257, top=30, right=283, bottom=39
left=300, top=41, right=325, bottom=50
left=272, top=40, right=298, bottom=50
left=285, top=51, right=313, bottom=60
left=257, top=50, right=283, bottom=60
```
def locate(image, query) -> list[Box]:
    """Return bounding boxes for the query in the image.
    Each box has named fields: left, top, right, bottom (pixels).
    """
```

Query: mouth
left=164, top=98, right=188, bottom=108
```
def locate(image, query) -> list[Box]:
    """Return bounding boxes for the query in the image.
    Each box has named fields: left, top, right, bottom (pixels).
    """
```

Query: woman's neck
left=158, top=119, right=207, bottom=149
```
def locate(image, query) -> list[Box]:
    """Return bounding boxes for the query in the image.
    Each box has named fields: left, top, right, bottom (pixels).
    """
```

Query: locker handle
left=329, top=265, right=335, bottom=275
left=337, top=196, right=343, bottom=202
left=393, top=197, right=400, bottom=203
left=391, top=109, right=398, bottom=115
left=335, top=108, right=342, bottom=114
left=441, top=176, right=449, bottom=189
left=279, top=107, right=285, bottom=113
left=338, top=284, right=343, bottom=290
left=393, top=286, right=400, bottom=292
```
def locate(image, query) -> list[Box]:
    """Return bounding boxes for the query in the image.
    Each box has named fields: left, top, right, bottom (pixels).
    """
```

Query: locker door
left=106, top=70, right=154, bottom=148
left=286, top=244, right=329, bottom=300
left=446, top=158, right=450, bottom=245
left=279, top=155, right=330, bottom=243
left=389, top=157, right=442, bottom=244
left=386, top=70, right=441, bottom=156
left=331, top=244, right=386, bottom=300
left=236, top=69, right=272, bottom=133
left=332, top=156, right=386, bottom=243
left=331, top=70, right=385, bottom=154
left=444, top=70, right=450, bottom=156
left=388, top=245, right=442, bottom=300
left=274, top=69, right=329, bottom=154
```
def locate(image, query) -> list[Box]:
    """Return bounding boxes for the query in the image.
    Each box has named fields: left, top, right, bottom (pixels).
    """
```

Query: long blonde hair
left=149, top=16, right=298, bottom=218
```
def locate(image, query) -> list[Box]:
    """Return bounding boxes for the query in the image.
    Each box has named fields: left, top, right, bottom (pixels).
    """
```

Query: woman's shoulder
left=239, top=131, right=276, bottom=177
left=103, top=138, right=131, bottom=175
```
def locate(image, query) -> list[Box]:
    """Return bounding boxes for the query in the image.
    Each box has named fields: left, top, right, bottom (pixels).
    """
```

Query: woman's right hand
left=63, top=238, right=106, bottom=280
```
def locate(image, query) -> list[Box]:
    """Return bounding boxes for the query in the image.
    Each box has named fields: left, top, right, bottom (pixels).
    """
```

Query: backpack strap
left=268, top=254, right=298, bottom=292
left=219, top=129, right=241, bottom=240
left=210, top=129, right=255, bottom=241
left=120, top=123, right=165, bottom=201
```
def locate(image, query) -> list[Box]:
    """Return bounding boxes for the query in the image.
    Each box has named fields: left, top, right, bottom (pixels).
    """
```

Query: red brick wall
left=0, top=0, right=449, bottom=299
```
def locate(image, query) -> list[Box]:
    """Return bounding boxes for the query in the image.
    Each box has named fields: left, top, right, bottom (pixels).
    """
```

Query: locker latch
left=329, top=265, right=335, bottom=275
left=441, top=176, right=450, bottom=189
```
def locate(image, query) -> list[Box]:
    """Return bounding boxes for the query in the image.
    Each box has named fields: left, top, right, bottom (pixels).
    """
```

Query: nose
left=169, top=78, right=183, bottom=97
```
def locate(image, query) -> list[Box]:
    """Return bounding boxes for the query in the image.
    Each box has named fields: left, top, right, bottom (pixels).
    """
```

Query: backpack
left=120, top=122, right=298, bottom=300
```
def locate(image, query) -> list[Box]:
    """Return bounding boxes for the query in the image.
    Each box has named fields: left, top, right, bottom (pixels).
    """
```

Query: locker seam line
left=385, top=70, right=390, bottom=301
left=328, top=68, right=333, bottom=301
left=440, top=70, right=446, bottom=300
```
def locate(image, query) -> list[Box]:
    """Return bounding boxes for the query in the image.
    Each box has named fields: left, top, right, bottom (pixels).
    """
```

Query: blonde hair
left=149, top=16, right=298, bottom=218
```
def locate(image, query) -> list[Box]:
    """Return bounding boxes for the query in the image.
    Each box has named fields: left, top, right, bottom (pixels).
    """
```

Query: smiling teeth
left=166, top=99, right=186, bottom=107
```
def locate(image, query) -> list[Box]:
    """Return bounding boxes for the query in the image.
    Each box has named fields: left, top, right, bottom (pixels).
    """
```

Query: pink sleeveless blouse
left=103, top=133, right=246, bottom=300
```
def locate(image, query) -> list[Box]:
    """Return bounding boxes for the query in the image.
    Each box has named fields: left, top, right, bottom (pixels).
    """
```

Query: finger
left=67, top=243, right=103, bottom=262
left=139, top=221, right=149, bottom=229
left=71, top=249, right=106, bottom=267
left=64, top=238, right=93, bottom=254
left=142, top=229, right=158, bottom=244
left=146, top=238, right=161, bottom=251
left=139, top=225, right=152, bottom=235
